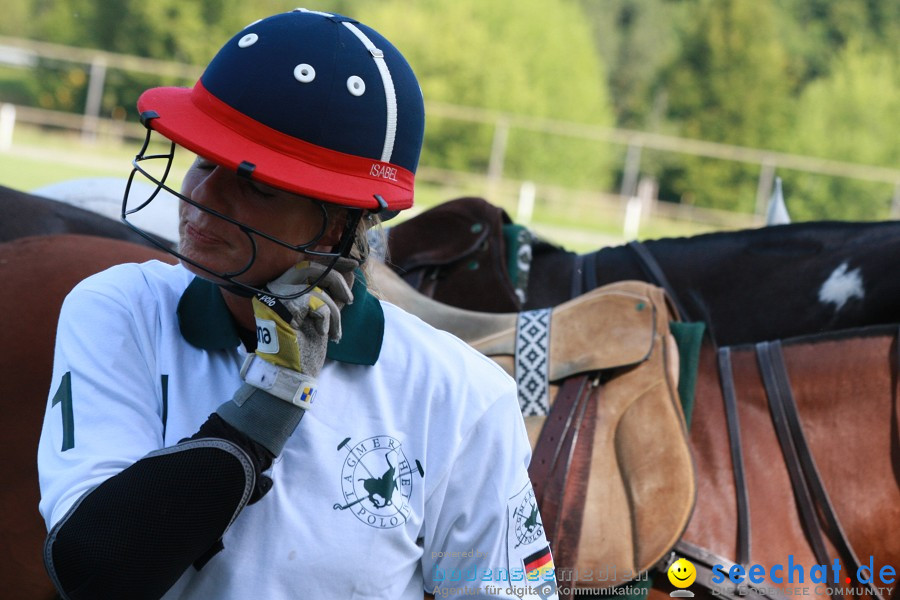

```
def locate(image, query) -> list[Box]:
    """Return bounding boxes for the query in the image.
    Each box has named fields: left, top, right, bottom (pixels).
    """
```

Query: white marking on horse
left=818, top=262, right=864, bottom=311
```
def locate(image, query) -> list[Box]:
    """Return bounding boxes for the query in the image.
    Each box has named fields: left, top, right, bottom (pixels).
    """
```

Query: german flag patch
left=524, top=544, right=554, bottom=581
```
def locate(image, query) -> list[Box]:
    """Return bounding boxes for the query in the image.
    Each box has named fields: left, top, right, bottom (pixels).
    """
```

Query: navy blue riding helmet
left=123, top=8, right=426, bottom=296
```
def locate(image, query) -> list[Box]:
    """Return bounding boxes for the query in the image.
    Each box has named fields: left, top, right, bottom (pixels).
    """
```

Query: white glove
left=241, top=261, right=354, bottom=407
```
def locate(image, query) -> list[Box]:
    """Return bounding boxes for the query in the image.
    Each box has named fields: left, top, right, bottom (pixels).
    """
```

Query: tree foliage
left=652, top=0, right=794, bottom=212
left=3, top=0, right=900, bottom=220
left=353, top=0, right=615, bottom=189
left=784, top=45, right=900, bottom=220
left=580, top=0, right=683, bottom=130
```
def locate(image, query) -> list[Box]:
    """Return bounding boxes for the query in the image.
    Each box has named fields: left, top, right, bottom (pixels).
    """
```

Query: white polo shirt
left=38, top=260, right=557, bottom=599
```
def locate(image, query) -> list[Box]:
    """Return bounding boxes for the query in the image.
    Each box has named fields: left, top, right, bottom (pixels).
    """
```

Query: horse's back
left=0, top=183, right=168, bottom=247
left=0, top=234, right=175, bottom=598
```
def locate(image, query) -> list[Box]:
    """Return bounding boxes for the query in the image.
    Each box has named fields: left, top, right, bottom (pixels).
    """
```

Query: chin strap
left=217, top=255, right=359, bottom=300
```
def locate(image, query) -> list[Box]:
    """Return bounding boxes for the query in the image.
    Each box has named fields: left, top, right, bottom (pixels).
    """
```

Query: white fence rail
left=3, top=34, right=900, bottom=236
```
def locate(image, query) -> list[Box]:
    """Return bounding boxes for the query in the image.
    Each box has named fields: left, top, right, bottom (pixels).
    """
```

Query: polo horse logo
left=333, top=435, right=424, bottom=529
left=513, top=489, right=545, bottom=548
left=360, top=452, right=397, bottom=508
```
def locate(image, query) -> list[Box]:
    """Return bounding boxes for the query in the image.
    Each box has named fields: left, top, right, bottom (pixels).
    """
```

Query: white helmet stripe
left=342, top=22, right=397, bottom=163
left=294, top=8, right=334, bottom=17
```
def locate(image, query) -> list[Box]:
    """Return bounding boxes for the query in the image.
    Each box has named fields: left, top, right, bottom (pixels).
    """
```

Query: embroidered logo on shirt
left=511, top=485, right=545, bottom=548
left=332, top=434, right=423, bottom=529
left=507, top=483, right=558, bottom=599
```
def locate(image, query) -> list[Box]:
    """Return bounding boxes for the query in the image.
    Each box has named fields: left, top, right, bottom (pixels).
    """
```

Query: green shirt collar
left=177, top=272, right=384, bottom=366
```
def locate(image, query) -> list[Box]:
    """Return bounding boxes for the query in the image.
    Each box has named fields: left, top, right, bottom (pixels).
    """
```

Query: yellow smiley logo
left=667, top=558, right=697, bottom=588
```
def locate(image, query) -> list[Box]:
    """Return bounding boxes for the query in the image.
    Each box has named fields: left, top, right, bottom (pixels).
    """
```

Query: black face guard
left=121, top=123, right=367, bottom=300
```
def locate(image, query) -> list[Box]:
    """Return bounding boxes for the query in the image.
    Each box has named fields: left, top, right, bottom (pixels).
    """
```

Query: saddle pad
left=472, top=281, right=696, bottom=590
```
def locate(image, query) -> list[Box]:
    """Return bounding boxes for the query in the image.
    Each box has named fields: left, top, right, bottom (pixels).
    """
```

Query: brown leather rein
left=529, top=374, right=600, bottom=583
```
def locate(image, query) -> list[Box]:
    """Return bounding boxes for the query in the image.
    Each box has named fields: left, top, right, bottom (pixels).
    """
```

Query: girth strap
left=756, top=341, right=884, bottom=600
left=716, top=346, right=752, bottom=567
left=515, top=308, right=552, bottom=416
left=529, top=374, right=599, bottom=600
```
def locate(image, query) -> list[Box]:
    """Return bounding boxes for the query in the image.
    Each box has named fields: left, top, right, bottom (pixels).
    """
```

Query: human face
left=178, top=156, right=341, bottom=287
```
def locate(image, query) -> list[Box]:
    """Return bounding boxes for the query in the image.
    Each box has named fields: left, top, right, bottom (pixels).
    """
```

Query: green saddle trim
left=502, top=223, right=531, bottom=299
left=670, top=320, right=705, bottom=429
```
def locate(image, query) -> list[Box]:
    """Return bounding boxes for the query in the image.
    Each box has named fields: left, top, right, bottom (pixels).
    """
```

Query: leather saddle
left=385, top=196, right=530, bottom=312
left=470, top=280, right=696, bottom=592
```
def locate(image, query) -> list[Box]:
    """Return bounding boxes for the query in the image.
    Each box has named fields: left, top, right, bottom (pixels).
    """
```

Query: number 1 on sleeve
left=51, top=372, right=74, bottom=452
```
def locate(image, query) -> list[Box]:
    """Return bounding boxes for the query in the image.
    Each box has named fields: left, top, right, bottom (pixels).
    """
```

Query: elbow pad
left=45, top=438, right=255, bottom=600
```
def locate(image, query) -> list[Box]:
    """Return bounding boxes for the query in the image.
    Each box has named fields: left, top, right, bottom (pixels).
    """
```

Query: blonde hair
left=323, top=204, right=385, bottom=290
left=354, top=212, right=384, bottom=289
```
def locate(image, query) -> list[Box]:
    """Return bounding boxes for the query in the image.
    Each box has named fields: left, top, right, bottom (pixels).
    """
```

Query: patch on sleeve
left=508, top=482, right=545, bottom=551
left=524, top=545, right=554, bottom=579
left=507, top=483, right=558, bottom=599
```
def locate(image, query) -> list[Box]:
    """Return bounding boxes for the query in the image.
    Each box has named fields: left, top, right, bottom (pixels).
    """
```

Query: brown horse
left=0, top=234, right=175, bottom=598
left=653, top=328, right=900, bottom=600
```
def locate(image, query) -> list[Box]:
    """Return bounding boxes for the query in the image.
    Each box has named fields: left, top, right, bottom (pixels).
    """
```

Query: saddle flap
left=548, top=286, right=657, bottom=379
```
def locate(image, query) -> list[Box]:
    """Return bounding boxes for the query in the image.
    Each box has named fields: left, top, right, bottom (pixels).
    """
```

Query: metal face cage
left=122, top=121, right=365, bottom=300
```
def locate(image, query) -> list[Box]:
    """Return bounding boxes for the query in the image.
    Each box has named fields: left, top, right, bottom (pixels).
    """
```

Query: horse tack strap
left=529, top=375, right=591, bottom=506
left=755, top=341, right=884, bottom=600
left=569, top=251, right=599, bottom=299
left=756, top=342, right=836, bottom=585
left=528, top=374, right=598, bottom=600
left=716, top=347, right=751, bottom=567
left=570, top=253, right=585, bottom=299
left=549, top=380, right=598, bottom=581
left=668, top=541, right=790, bottom=600
left=626, top=241, right=691, bottom=322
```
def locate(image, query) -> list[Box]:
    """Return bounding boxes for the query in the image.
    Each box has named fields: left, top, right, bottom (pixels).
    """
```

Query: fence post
left=892, top=183, right=900, bottom=219
left=620, top=142, right=642, bottom=199
left=0, top=103, right=15, bottom=151
left=487, top=117, right=509, bottom=202
left=755, top=159, right=776, bottom=217
left=517, top=181, right=536, bottom=225
left=81, top=55, right=107, bottom=143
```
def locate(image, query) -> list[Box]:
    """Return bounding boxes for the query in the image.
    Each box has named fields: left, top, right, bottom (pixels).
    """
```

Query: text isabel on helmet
left=370, top=163, right=399, bottom=181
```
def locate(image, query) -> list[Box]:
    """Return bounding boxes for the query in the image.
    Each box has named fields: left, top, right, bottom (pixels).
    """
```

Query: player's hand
left=242, top=261, right=353, bottom=406
left=255, top=262, right=352, bottom=373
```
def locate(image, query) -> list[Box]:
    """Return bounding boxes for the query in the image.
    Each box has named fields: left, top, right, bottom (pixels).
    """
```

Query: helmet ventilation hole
left=294, top=63, right=316, bottom=83
left=347, top=75, right=366, bottom=96
left=238, top=33, right=258, bottom=48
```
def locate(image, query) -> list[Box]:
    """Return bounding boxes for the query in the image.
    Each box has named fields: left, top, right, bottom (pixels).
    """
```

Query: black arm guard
left=44, top=427, right=257, bottom=600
